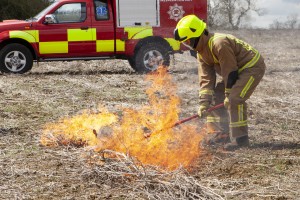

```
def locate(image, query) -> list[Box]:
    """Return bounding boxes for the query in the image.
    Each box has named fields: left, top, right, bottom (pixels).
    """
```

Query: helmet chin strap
left=190, top=37, right=200, bottom=49
left=182, top=36, right=200, bottom=50
left=182, top=41, right=194, bottom=50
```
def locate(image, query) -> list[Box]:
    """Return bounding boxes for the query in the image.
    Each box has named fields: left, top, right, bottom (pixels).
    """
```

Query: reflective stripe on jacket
left=195, top=32, right=261, bottom=97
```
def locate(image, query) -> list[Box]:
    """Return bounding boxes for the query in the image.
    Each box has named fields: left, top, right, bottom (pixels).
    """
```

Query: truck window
left=94, top=0, right=109, bottom=20
left=53, top=3, right=87, bottom=23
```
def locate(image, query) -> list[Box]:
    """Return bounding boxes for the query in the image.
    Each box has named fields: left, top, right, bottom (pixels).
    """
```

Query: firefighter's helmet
left=174, top=15, right=206, bottom=42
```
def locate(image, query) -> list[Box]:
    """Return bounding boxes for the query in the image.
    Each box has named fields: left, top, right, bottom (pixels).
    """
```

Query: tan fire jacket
left=195, top=32, right=261, bottom=102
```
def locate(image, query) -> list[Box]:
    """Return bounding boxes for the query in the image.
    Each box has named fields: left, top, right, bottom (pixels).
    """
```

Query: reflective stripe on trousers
left=205, top=82, right=229, bottom=134
left=205, top=59, right=266, bottom=138
left=228, top=59, right=266, bottom=138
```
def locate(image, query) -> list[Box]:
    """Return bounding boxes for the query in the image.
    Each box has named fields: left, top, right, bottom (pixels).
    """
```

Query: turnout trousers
left=206, top=58, right=266, bottom=139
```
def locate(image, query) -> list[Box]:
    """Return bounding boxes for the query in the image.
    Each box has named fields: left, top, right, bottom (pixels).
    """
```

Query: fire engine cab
left=0, top=0, right=207, bottom=74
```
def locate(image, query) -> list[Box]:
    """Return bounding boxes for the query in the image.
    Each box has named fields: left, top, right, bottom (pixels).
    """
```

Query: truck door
left=37, top=1, right=95, bottom=57
left=91, top=0, right=119, bottom=56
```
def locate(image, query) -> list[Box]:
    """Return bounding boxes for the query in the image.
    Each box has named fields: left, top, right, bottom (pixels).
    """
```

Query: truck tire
left=133, top=42, right=170, bottom=73
left=0, top=43, right=33, bottom=74
left=128, top=57, right=136, bottom=69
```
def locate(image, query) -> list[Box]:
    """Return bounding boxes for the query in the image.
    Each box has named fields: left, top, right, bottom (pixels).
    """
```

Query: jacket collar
left=194, top=32, right=214, bottom=53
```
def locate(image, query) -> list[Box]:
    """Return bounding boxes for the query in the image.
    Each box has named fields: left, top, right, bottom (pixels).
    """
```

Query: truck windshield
left=34, top=1, right=59, bottom=20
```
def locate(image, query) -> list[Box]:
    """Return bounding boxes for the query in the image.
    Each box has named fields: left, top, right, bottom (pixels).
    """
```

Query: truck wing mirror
left=44, top=14, right=56, bottom=24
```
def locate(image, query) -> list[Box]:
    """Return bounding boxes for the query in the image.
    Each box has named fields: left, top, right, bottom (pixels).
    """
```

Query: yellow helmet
left=174, top=15, right=207, bottom=42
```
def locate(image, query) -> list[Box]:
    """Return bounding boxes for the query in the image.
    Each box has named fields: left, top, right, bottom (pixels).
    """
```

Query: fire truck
left=0, top=0, right=207, bottom=74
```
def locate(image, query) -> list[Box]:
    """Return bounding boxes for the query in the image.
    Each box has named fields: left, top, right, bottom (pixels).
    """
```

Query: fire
left=41, top=67, right=204, bottom=170
left=40, top=107, right=117, bottom=147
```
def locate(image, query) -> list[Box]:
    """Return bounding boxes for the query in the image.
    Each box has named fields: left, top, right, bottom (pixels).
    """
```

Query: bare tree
left=269, top=19, right=283, bottom=30
left=269, top=14, right=299, bottom=30
left=208, top=0, right=264, bottom=29
left=207, top=0, right=222, bottom=28
left=286, top=14, right=298, bottom=29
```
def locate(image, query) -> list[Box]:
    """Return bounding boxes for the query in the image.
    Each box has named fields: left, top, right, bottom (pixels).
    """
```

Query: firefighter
left=174, top=15, right=266, bottom=150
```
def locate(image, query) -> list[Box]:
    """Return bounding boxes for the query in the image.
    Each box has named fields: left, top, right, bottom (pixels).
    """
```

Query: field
left=0, top=30, right=299, bottom=199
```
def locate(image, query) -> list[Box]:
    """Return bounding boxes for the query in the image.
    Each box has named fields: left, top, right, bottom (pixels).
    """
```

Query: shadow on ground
left=250, top=142, right=300, bottom=150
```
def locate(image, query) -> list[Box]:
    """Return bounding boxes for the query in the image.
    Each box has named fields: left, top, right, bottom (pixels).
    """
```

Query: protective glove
left=224, top=95, right=230, bottom=109
left=198, top=101, right=210, bottom=118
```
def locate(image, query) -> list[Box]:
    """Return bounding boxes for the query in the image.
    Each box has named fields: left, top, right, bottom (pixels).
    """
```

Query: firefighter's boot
left=202, top=132, right=230, bottom=148
left=224, top=136, right=249, bottom=150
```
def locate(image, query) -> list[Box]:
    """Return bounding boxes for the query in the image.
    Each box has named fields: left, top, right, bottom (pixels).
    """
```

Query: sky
left=252, top=0, right=300, bottom=28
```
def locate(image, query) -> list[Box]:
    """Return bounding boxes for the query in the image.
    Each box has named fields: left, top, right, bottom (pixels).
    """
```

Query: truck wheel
left=134, top=43, right=170, bottom=73
left=128, top=57, right=136, bottom=69
left=0, top=43, right=33, bottom=74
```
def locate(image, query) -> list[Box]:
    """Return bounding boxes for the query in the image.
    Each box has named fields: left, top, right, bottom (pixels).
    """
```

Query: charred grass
left=0, top=30, right=299, bottom=199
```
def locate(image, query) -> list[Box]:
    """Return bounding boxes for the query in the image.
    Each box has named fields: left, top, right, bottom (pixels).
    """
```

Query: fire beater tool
left=144, top=103, right=224, bottom=138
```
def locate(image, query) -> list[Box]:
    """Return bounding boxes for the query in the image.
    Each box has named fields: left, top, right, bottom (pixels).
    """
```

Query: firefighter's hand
left=198, top=102, right=210, bottom=118
left=224, top=95, right=230, bottom=109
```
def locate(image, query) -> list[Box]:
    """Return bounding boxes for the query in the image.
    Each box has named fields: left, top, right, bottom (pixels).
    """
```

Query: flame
left=41, top=67, right=204, bottom=170
left=40, top=106, right=117, bottom=147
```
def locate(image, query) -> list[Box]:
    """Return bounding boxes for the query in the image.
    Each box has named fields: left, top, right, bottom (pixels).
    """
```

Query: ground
left=0, top=30, right=299, bottom=199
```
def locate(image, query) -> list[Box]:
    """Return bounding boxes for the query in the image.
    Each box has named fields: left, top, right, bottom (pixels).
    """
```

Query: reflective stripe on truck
left=9, top=27, right=180, bottom=54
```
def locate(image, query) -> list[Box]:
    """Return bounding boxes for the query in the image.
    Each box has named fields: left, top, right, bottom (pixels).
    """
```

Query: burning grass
left=41, top=67, right=204, bottom=170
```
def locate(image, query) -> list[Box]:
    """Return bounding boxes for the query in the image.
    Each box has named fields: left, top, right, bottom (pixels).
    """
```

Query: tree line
left=208, top=0, right=264, bottom=29
left=208, top=0, right=299, bottom=30
left=0, top=0, right=51, bottom=21
left=269, top=14, right=299, bottom=30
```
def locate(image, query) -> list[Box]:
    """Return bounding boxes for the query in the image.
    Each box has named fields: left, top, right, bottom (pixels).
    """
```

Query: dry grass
left=82, top=150, right=224, bottom=199
left=0, top=30, right=299, bottom=199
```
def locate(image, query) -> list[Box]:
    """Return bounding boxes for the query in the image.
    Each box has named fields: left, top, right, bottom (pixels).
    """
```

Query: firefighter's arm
left=198, top=56, right=216, bottom=116
left=214, top=42, right=239, bottom=96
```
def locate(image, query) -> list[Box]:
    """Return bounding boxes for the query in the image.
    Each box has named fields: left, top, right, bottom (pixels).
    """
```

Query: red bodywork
left=0, top=0, right=207, bottom=61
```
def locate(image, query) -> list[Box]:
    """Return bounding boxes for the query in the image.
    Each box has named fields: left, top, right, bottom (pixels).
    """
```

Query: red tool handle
left=207, top=103, right=225, bottom=112
left=173, top=103, right=224, bottom=127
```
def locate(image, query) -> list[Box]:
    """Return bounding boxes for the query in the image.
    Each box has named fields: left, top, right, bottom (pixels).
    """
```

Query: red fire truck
left=0, top=0, right=207, bottom=74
